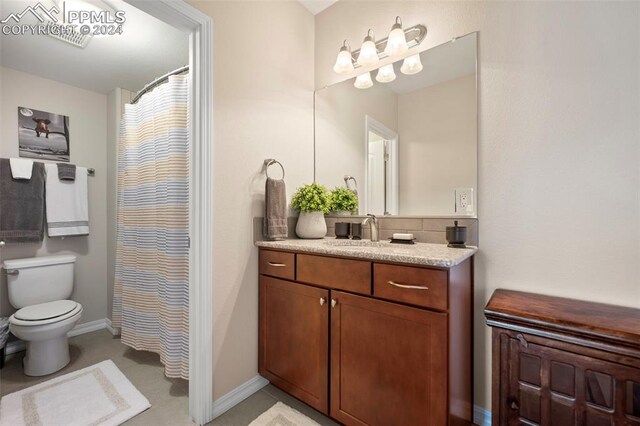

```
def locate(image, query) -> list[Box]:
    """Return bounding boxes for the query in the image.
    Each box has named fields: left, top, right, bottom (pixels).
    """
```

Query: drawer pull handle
left=267, top=262, right=287, bottom=267
left=320, top=297, right=326, bottom=306
left=388, top=280, right=429, bottom=290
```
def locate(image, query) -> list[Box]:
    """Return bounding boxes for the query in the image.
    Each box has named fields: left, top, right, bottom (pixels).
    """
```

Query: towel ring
left=264, top=159, right=285, bottom=180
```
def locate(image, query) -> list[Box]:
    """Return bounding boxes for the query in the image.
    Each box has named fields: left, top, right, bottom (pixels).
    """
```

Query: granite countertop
left=255, top=238, right=477, bottom=268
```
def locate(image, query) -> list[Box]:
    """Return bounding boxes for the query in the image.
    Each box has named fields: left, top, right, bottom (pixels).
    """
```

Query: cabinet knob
left=331, top=299, right=338, bottom=308
left=320, top=297, right=326, bottom=306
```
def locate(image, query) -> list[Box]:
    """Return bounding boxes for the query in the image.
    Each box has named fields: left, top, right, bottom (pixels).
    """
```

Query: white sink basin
left=322, top=240, right=385, bottom=248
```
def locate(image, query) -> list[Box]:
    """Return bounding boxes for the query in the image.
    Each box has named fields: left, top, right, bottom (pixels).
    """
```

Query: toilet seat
left=10, top=300, right=82, bottom=327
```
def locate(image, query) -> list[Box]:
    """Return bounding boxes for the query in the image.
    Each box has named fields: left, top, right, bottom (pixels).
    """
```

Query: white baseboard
left=5, top=318, right=111, bottom=355
left=474, top=404, right=492, bottom=426
left=212, top=375, right=269, bottom=419
left=104, top=318, right=120, bottom=336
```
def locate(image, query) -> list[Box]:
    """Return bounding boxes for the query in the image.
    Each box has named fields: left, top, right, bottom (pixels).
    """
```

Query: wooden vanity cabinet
left=259, top=248, right=474, bottom=425
left=330, top=291, right=448, bottom=425
left=259, top=275, right=330, bottom=413
left=485, top=289, right=640, bottom=426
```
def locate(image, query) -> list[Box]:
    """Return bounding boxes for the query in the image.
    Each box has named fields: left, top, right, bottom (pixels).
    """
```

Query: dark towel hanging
left=57, top=163, right=76, bottom=181
left=0, top=159, right=46, bottom=243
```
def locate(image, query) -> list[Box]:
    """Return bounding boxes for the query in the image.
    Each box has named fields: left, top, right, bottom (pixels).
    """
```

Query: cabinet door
left=330, top=291, right=448, bottom=426
left=500, top=333, right=640, bottom=426
left=259, top=276, right=330, bottom=413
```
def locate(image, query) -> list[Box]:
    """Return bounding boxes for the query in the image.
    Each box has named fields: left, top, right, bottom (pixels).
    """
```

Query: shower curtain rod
left=131, top=65, right=190, bottom=105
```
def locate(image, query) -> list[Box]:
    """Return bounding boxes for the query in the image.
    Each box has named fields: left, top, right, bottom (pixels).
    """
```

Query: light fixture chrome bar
left=351, top=24, right=427, bottom=68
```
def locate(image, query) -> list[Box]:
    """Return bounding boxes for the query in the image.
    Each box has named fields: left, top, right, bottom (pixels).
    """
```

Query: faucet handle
left=367, top=213, right=377, bottom=222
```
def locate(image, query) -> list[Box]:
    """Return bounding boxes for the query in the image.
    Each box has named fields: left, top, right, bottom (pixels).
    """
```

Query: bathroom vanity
left=256, top=239, right=476, bottom=425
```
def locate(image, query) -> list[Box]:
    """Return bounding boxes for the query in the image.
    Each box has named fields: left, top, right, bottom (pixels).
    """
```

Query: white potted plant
left=291, top=183, right=331, bottom=239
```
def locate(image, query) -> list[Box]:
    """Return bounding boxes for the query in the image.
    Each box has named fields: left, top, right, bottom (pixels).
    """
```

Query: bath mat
left=249, top=401, right=321, bottom=426
left=0, top=360, right=150, bottom=426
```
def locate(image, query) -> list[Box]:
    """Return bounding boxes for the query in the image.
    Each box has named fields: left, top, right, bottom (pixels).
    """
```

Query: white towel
left=45, top=164, right=89, bottom=237
left=9, top=158, right=33, bottom=180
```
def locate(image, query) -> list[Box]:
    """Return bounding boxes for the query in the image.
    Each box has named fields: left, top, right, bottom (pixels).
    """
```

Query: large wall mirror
left=315, top=32, right=477, bottom=217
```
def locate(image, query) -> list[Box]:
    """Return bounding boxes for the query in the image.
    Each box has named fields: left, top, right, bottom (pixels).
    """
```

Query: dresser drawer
left=297, top=254, right=371, bottom=295
left=259, top=250, right=295, bottom=280
left=373, top=263, right=448, bottom=311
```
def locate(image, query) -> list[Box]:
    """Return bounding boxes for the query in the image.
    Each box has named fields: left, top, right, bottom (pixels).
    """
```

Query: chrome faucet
left=362, top=214, right=379, bottom=242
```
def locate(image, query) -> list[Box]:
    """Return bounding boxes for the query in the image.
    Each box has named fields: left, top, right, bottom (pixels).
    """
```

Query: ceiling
left=0, top=0, right=188, bottom=94
left=298, top=0, right=337, bottom=15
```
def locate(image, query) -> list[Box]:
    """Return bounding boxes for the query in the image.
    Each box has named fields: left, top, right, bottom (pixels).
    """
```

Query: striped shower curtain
left=112, top=74, right=190, bottom=379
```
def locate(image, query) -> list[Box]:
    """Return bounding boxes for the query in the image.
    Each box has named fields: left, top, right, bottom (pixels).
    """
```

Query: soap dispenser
left=446, top=220, right=467, bottom=248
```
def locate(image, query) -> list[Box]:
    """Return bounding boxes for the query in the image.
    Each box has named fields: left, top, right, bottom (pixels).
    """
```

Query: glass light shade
left=357, top=39, right=379, bottom=67
left=375, top=64, right=396, bottom=83
left=385, top=26, right=408, bottom=57
left=354, top=72, right=373, bottom=89
left=400, top=54, right=423, bottom=75
left=333, top=48, right=354, bottom=75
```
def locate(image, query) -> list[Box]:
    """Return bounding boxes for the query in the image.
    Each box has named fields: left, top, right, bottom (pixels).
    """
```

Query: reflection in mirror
left=315, top=32, right=477, bottom=217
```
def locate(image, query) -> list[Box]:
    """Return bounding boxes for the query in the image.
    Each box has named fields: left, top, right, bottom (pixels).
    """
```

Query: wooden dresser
left=485, top=289, right=640, bottom=425
left=258, top=246, right=475, bottom=425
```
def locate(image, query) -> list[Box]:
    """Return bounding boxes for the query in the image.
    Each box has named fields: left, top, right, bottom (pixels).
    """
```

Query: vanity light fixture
left=357, top=30, right=379, bottom=67
left=333, top=40, right=355, bottom=75
left=354, top=72, right=374, bottom=89
left=400, top=53, right=423, bottom=75
left=332, top=18, right=426, bottom=77
left=384, top=17, right=409, bottom=57
left=375, top=64, right=396, bottom=83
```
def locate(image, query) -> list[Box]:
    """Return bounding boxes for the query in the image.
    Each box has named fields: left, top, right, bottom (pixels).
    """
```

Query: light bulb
left=354, top=72, right=373, bottom=89
left=375, top=64, right=396, bottom=83
left=384, top=17, right=408, bottom=57
left=357, top=30, right=379, bottom=67
left=333, top=44, right=354, bottom=75
left=400, top=54, right=423, bottom=75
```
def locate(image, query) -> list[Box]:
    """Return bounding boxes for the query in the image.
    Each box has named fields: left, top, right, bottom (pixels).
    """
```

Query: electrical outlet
left=455, top=188, right=474, bottom=214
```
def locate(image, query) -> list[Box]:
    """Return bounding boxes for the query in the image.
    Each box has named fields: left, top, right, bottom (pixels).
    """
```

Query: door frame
left=364, top=115, right=398, bottom=215
left=124, top=1, right=214, bottom=424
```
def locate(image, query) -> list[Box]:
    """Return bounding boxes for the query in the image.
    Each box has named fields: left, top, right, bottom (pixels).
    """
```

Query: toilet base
left=23, top=335, right=70, bottom=376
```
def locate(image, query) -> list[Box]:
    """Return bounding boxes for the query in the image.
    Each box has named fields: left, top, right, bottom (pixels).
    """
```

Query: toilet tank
left=4, top=255, right=76, bottom=309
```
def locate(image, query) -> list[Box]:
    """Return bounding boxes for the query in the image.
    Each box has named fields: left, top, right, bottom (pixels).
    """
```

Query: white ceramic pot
left=296, top=211, right=327, bottom=239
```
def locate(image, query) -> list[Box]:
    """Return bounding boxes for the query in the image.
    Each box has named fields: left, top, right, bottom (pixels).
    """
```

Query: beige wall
left=0, top=66, right=108, bottom=325
left=187, top=1, right=315, bottom=399
left=398, top=74, right=476, bottom=215
left=316, top=0, right=640, bottom=412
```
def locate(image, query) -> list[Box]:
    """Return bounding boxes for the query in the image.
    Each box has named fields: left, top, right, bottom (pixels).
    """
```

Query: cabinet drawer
left=297, top=254, right=371, bottom=296
left=374, top=263, right=448, bottom=311
left=259, top=250, right=295, bottom=280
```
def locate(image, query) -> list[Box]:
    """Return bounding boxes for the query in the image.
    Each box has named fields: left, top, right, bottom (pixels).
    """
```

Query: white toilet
left=4, top=255, right=83, bottom=376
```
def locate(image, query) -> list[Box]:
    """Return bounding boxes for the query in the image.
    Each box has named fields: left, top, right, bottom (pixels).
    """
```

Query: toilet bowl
left=9, top=300, right=83, bottom=376
left=4, top=255, right=82, bottom=376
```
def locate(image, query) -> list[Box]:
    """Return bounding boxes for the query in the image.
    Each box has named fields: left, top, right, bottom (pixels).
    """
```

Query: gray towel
left=263, top=178, right=287, bottom=240
left=0, top=159, right=45, bottom=243
left=57, top=163, right=76, bottom=181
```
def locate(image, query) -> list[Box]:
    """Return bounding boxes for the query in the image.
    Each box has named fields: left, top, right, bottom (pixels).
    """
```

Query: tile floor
left=0, top=329, right=337, bottom=426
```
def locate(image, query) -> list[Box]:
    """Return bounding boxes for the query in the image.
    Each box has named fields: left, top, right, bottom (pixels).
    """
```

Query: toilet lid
left=14, top=300, right=79, bottom=321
